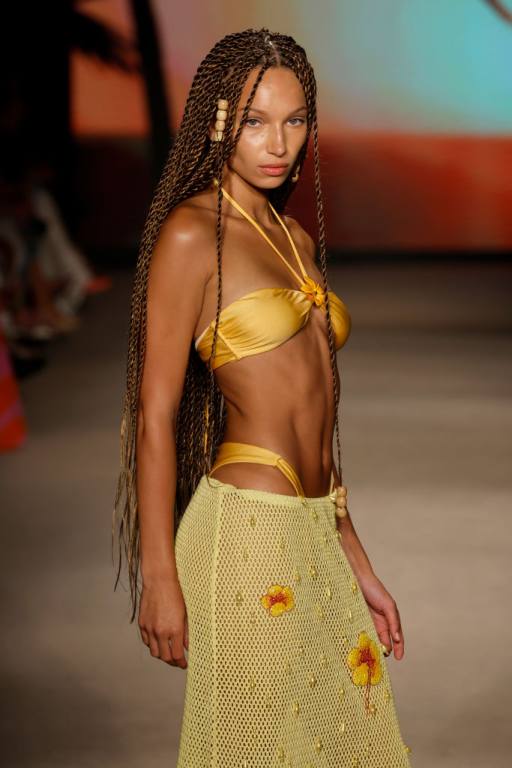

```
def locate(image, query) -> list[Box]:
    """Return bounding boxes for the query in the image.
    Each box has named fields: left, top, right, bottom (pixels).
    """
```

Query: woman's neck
left=215, top=169, right=274, bottom=226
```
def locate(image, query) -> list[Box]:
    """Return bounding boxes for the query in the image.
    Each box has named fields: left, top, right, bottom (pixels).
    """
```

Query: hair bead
left=212, top=98, right=229, bottom=142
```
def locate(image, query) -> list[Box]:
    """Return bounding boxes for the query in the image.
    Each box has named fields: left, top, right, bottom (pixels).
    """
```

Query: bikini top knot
left=300, top=275, right=326, bottom=308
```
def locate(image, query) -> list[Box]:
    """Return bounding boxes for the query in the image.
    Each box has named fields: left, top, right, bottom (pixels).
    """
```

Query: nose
left=267, top=123, right=286, bottom=157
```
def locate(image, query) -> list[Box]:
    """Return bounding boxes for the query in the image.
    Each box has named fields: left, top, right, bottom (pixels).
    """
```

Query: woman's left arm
left=331, top=463, right=405, bottom=661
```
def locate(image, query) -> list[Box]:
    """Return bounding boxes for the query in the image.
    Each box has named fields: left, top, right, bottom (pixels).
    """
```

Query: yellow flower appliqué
left=300, top=276, right=325, bottom=308
left=260, top=584, right=295, bottom=617
left=346, top=631, right=382, bottom=712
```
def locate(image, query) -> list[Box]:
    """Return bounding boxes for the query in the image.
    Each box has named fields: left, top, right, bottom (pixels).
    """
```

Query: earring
left=291, top=163, right=301, bottom=182
left=212, top=98, right=228, bottom=142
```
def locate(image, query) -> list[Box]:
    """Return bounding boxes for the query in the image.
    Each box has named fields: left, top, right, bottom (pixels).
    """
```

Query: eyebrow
left=238, top=106, right=307, bottom=114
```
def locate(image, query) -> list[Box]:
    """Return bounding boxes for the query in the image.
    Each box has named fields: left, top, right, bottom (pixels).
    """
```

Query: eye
left=289, top=117, right=306, bottom=126
left=244, top=118, right=261, bottom=127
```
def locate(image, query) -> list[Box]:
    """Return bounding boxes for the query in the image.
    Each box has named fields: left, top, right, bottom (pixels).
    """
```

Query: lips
left=259, top=164, right=289, bottom=176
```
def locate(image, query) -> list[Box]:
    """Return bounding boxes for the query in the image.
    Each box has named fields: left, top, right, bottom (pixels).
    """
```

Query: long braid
left=312, top=112, right=343, bottom=487
left=112, top=27, right=345, bottom=622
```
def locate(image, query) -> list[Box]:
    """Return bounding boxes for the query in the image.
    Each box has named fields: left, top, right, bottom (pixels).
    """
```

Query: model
left=112, top=27, right=413, bottom=767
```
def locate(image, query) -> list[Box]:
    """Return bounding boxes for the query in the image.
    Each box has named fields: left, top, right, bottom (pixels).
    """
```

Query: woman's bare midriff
left=209, top=309, right=339, bottom=497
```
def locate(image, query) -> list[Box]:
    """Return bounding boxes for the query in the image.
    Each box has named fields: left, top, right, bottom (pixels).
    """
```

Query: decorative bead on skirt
left=328, top=484, right=348, bottom=518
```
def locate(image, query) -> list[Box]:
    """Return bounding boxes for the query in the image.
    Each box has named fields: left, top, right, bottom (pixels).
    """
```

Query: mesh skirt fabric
left=174, top=474, right=413, bottom=767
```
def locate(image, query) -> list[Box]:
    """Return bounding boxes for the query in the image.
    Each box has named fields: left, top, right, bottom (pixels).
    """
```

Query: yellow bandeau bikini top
left=195, top=180, right=351, bottom=370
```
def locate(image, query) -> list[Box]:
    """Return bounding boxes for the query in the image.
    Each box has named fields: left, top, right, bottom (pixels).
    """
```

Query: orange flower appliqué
left=259, top=584, right=295, bottom=617
left=346, top=631, right=382, bottom=712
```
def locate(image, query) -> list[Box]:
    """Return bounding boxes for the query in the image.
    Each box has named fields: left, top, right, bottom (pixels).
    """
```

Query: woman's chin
left=253, top=174, right=290, bottom=190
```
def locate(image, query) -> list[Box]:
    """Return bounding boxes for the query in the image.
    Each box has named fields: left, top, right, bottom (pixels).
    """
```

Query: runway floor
left=1, top=260, right=511, bottom=768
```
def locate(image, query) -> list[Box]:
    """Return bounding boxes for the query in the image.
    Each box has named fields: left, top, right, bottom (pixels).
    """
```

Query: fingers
left=140, top=626, right=150, bottom=647
left=168, top=633, right=188, bottom=668
left=374, top=619, right=392, bottom=656
left=377, top=630, right=392, bottom=656
left=385, top=601, right=404, bottom=660
left=156, top=626, right=175, bottom=664
left=148, top=630, right=162, bottom=660
left=139, top=621, right=188, bottom=668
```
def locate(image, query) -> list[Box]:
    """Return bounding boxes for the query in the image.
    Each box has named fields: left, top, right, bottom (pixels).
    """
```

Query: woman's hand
left=138, top=575, right=189, bottom=668
left=357, top=572, right=404, bottom=660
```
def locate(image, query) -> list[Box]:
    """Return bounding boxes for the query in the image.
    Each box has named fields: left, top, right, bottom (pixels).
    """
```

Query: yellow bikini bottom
left=208, top=441, right=336, bottom=498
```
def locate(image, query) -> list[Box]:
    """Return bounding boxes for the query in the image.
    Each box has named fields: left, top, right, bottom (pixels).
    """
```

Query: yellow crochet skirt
left=174, top=474, right=413, bottom=767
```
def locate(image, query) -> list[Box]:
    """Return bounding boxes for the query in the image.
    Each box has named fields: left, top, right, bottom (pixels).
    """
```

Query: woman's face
left=212, top=65, right=308, bottom=190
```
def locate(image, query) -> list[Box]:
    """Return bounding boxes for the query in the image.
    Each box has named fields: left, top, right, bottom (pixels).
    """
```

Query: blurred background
left=1, top=2, right=511, bottom=767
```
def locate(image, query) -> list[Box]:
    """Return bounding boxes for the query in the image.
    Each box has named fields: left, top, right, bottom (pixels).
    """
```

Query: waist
left=210, top=440, right=336, bottom=498
left=220, top=400, right=335, bottom=449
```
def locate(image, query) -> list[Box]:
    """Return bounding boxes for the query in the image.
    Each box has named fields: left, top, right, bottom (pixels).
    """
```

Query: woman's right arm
left=135, top=206, right=213, bottom=667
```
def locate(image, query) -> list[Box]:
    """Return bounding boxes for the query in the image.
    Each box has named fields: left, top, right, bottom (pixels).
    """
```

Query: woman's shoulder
left=153, top=196, right=217, bottom=281
left=159, top=187, right=222, bottom=249
left=163, top=192, right=216, bottom=239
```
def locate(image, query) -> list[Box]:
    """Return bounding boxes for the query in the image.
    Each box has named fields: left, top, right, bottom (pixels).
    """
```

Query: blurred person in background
left=0, top=80, right=112, bottom=348
left=0, top=159, right=80, bottom=343
left=0, top=81, right=112, bottom=449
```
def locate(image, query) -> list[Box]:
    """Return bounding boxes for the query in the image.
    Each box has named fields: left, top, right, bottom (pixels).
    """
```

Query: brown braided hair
left=112, top=27, right=344, bottom=622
